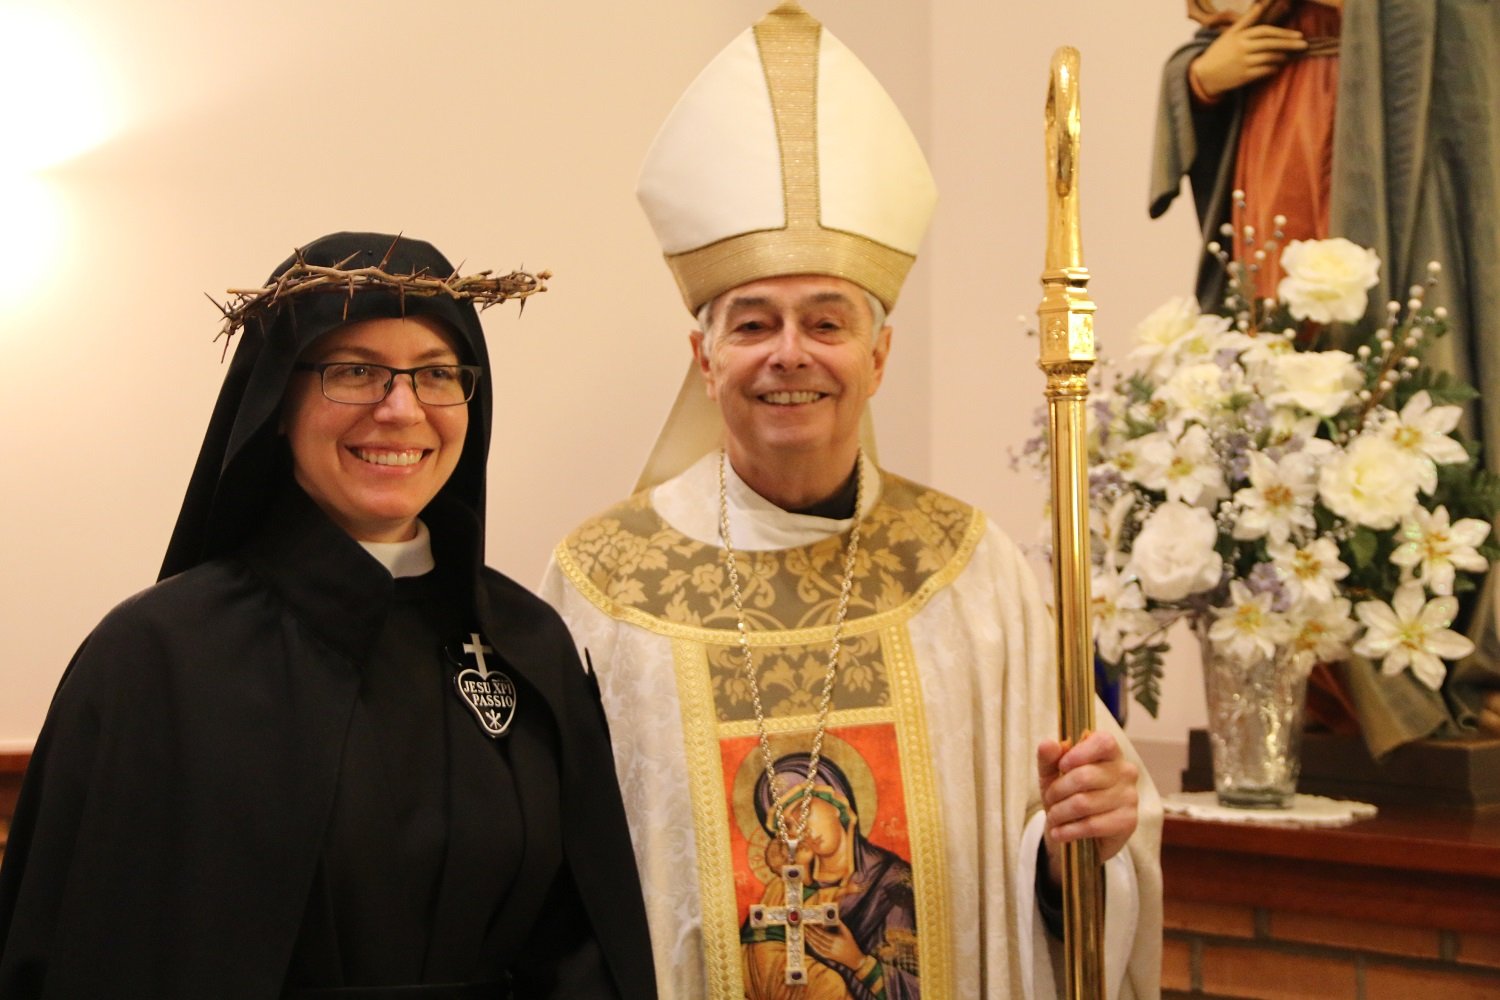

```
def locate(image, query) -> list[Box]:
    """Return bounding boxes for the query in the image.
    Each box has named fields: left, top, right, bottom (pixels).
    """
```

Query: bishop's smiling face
left=693, top=275, right=889, bottom=486
left=281, top=315, right=469, bottom=542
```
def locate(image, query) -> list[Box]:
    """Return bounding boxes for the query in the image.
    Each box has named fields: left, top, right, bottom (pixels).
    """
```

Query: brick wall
left=1160, top=807, right=1500, bottom=999
left=1163, top=897, right=1500, bottom=999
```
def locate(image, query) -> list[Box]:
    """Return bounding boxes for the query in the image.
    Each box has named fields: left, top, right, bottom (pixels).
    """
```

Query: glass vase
left=1198, top=627, right=1308, bottom=809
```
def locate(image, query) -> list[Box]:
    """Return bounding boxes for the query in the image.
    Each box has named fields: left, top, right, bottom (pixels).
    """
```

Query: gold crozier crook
left=1037, top=46, right=1106, bottom=1000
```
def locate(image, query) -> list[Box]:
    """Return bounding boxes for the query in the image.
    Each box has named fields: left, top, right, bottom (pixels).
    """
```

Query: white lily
left=1209, top=581, right=1291, bottom=666
left=1231, top=451, right=1318, bottom=543
left=1390, top=505, right=1491, bottom=596
left=1267, top=537, right=1350, bottom=605
left=1283, top=598, right=1359, bottom=675
left=1385, top=391, right=1469, bottom=494
left=1177, top=320, right=1254, bottom=368
left=1239, top=330, right=1297, bottom=374
left=1092, top=565, right=1155, bottom=664
left=1264, top=409, right=1321, bottom=449
left=1094, top=493, right=1136, bottom=571
left=1161, top=425, right=1227, bottom=506
left=1353, top=582, right=1475, bottom=690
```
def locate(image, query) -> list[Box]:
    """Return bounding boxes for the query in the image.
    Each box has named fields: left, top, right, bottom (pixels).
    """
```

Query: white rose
left=1127, top=297, right=1201, bottom=373
left=1266, top=349, right=1363, bottom=417
left=1127, top=501, right=1224, bottom=602
left=1318, top=434, right=1423, bottom=530
left=1277, top=238, right=1380, bottom=323
left=1159, top=361, right=1243, bottom=417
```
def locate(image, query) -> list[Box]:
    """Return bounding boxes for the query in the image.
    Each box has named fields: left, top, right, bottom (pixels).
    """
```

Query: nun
left=0, top=232, right=655, bottom=999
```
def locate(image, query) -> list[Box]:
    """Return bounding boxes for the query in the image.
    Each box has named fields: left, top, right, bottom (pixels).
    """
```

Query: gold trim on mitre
left=666, top=4, right=916, bottom=312
left=639, top=2, right=935, bottom=314
left=667, top=229, right=918, bottom=319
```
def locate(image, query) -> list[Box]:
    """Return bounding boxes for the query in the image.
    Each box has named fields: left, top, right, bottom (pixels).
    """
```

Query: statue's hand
left=1479, top=689, right=1500, bottom=736
left=1190, top=0, right=1309, bottom=101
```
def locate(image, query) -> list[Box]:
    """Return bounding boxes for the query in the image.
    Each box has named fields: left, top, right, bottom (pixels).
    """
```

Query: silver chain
left=718, top=448, right=865, bottom=858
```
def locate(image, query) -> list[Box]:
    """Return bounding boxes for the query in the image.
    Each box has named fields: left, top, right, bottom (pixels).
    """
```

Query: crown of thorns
left=207, top=237, right=549, bottom=352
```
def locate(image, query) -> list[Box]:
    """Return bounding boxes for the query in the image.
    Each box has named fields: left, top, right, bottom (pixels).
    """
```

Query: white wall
left=922, top=2, right=1209, bottom=787
left=1, top=1, right=1209, bottom=777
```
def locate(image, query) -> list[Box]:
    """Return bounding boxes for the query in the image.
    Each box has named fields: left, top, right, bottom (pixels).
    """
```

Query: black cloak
left=0, top=233, right=656, bottom=998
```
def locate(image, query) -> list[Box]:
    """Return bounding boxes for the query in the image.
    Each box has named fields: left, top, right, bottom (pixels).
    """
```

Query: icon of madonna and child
left=736, top=744, right=919, bottom=999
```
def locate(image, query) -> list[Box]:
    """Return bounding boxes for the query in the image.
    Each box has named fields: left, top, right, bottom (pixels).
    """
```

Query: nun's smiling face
left=281, top=315, right=468, bottom=542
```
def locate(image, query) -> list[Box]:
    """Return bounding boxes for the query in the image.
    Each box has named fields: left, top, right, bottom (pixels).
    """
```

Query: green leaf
left=1126, top=373, right=1155, bottom=404
left=1347, top=527, right=1380, bottom=569
left=1438, top=462, right=1500, bottom=521
left=1126, top=643, right=1166, bottom=718
left=1424, top=377, right=1479, bottom=408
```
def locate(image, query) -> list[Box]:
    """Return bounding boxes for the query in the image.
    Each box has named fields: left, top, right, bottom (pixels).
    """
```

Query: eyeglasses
left=293, top=362, right=481, bottom=406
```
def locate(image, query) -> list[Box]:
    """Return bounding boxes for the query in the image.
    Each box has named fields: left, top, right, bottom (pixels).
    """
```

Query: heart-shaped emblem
left=454, top=667, right=517, bottom=738
left=450, top=631, right=517, bottom=739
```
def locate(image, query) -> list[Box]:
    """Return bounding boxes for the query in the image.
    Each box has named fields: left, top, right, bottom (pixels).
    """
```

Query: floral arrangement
left=1019, top=218, right=1500, bottom=716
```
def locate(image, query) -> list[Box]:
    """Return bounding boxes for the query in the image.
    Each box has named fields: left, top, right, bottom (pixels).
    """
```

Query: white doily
left=1164, top=791, right=1378, bottom=827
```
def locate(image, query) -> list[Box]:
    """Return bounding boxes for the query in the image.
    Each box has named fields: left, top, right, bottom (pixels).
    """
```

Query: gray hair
left=696, top=288, right=888, bottom=353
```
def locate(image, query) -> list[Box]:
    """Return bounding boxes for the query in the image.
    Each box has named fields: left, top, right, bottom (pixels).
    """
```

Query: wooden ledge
left=0, top=751, right=29, bottom=856
left=1165, top=804, right=1500, bottom=878
left=1164, top=806, right=1500, bottom=934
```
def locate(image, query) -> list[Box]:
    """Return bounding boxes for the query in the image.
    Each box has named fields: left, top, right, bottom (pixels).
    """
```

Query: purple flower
left=1090, top=466, right=1126, bottom=495
left=1222, top=433, right=1252, bottom=483
left=1246, top=561, right=1291, bottom=612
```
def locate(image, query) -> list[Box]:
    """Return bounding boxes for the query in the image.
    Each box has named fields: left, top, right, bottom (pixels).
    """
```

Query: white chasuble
left=541, top=454, right=1163, bottom=1000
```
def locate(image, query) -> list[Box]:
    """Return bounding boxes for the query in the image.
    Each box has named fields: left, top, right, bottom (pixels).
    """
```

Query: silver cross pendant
left=749, top=859, right=841, bottom=986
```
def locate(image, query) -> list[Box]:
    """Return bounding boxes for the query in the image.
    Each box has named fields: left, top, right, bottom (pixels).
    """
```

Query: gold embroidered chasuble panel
left=558, top=472, right=986, bottom=999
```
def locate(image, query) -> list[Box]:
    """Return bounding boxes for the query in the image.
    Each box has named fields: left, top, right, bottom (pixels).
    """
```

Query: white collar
left=653, top=451, right=881, bottom=550
left=358, top=519, right=436, bottom=578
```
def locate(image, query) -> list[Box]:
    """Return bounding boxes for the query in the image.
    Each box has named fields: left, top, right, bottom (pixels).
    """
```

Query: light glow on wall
left=0, top=5, right=118, bottom=173
left=0, top=174, right=64, bottom=302
left=0, top=5, right=119, bottom=303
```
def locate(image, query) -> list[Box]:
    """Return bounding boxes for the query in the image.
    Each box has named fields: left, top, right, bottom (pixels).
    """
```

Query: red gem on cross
left=787, top=908, right=801, bottom=925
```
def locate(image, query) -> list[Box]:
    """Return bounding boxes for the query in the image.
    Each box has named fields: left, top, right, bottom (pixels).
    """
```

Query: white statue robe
left=541, top=453, right=1163, bottom=1000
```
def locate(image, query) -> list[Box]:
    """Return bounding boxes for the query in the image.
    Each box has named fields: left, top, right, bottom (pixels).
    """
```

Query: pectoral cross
left=748, top=858, right=841, bottom=986
left=463, top=633, right=494, bottom=676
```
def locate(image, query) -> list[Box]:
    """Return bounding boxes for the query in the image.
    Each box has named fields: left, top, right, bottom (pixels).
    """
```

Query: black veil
left=159, top=232, right=493, bottom=579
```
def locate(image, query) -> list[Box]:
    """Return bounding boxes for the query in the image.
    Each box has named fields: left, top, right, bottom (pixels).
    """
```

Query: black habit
left=0, top=233, right=655, bottom=998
